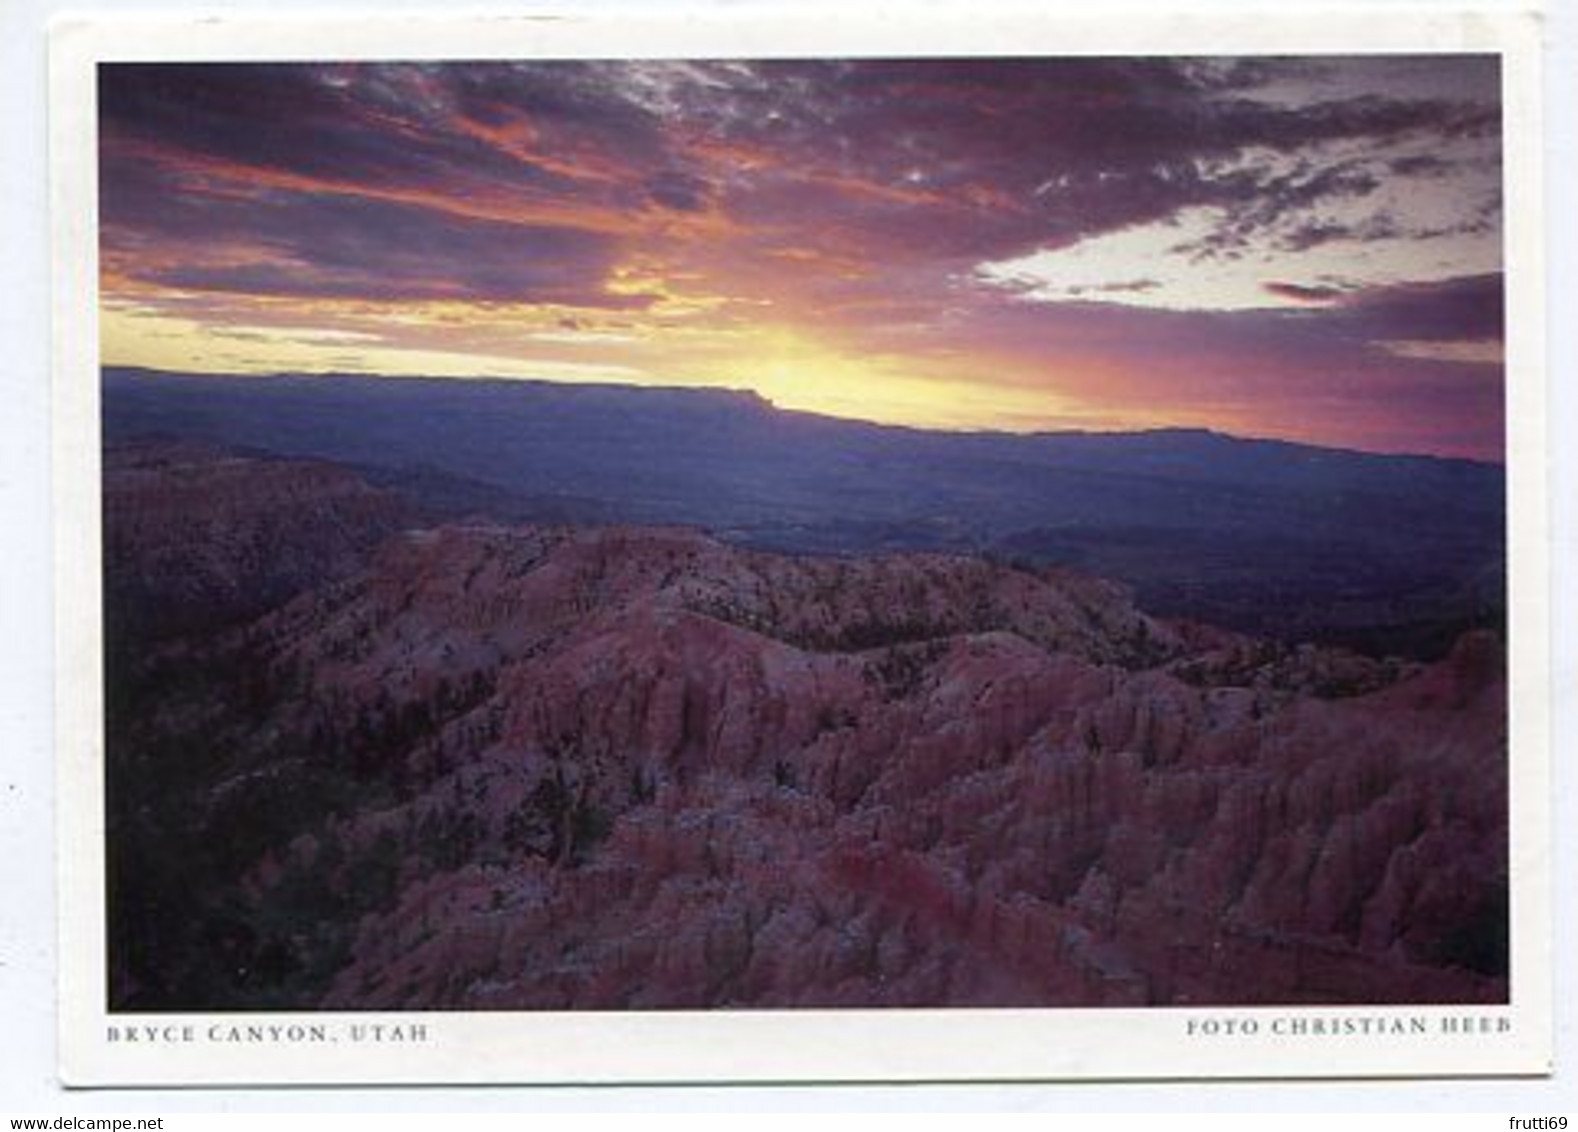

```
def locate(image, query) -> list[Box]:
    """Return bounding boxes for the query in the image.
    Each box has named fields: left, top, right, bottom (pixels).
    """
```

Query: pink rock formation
left=236, top=523, right=1506, bottom=1009
left=105, top=449, right=1508, bottom=1010
left=104, top=441, right=410, bottom=640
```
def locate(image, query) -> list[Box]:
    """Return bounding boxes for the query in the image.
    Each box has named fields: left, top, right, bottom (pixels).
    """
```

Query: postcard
left=50, top=4, right=1551, bottom=1086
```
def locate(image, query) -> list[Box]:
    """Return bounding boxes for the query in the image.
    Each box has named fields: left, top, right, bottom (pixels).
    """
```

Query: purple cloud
left=97, top=56, right=1508, bottom=458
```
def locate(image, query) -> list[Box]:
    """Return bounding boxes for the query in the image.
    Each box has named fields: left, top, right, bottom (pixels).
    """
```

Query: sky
left=98, top=56, right=1505, bottom=459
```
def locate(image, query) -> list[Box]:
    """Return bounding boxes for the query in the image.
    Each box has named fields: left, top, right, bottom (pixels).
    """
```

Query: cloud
left=1335, top=273, right=1504, bottom=343
left=101, top=151, right=647, bottom=307
left=645, top=170, right=715, bottom=213
left=1379, top=339, right=1504, bottom=366
left=101, top=58, right=1503, bottom=308
left=97, top=57, right=1507, bottom=458
left=99, top=63, right=652, bottom=208
left=1263, top=281, right=1350, bottom=304
left=657, top=57, right=1499, bottom=267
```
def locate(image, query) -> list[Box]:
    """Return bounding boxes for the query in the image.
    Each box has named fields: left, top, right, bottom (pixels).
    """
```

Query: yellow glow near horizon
left=100, top=304, right=650, bottom=385
left=713, top=326, right=1077, bottom=431
left=102, top=297, right=1120, bottom=436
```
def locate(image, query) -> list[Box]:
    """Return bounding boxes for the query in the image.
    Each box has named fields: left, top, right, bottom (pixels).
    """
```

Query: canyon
left=103, top=439, right=1507, bottom=1010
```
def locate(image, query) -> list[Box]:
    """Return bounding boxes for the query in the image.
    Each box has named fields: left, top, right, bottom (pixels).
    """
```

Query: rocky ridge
left=104, top=445, right=1508, bottom=1010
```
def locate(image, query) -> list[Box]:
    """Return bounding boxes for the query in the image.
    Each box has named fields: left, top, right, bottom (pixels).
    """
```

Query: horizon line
left=101, top=363, right=1506, bottom=469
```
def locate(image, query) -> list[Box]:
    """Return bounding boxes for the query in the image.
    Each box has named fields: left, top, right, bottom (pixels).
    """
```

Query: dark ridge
left=102, top=366, right=1505, bottom=658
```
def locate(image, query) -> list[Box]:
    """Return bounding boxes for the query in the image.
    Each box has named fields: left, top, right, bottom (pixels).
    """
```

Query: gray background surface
left=2, top=0, right=1571, bottom=1113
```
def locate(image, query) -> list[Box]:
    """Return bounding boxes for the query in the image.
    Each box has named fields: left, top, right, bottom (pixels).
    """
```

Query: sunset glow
left=99, top=57, right=1505, bottom=458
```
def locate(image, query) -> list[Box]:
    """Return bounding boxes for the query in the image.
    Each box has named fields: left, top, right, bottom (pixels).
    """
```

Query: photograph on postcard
left=95, top=51, right=1514, bottom=1014
left=48, top=6, right=1553, bottom=1084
